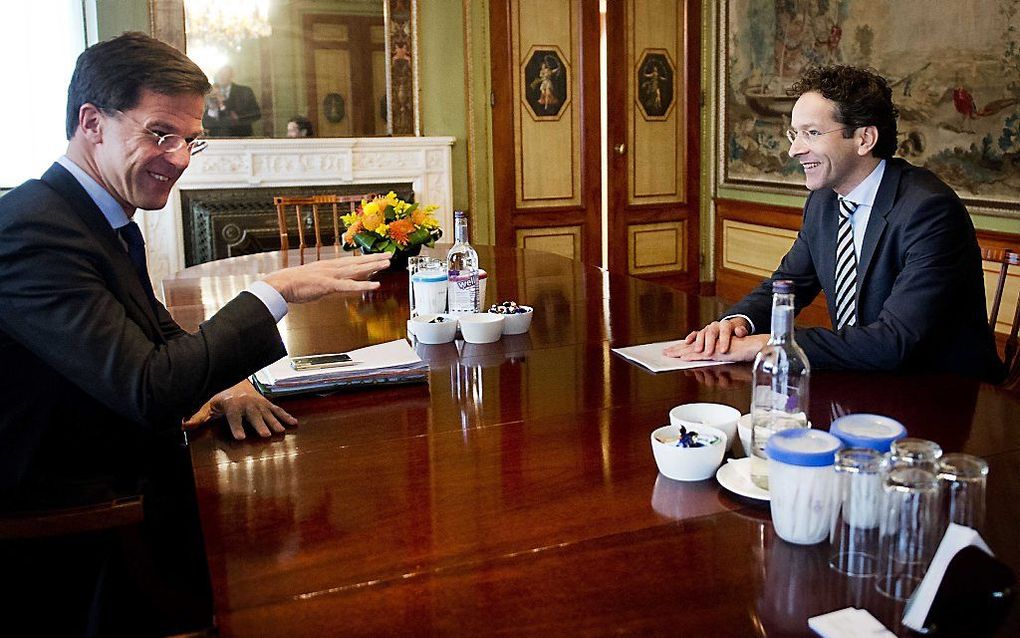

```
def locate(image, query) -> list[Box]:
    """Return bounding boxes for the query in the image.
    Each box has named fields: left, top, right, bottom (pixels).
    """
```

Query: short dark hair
left=288, top=115, right=313, bottom=137
left=65, top=32, right=211, bottom=140
left=790, top=65, right=899, bottom=159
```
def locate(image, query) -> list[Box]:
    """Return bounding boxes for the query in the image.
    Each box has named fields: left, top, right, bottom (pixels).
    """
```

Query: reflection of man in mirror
left=203, top=65, right=261, bottom=137
left=286, top=115, right=313, bottom=138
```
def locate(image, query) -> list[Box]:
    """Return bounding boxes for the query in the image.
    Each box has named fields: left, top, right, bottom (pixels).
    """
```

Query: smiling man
left=665, top=65, right=1004, bottom=382
left=0, top=33, right=389, bottom=634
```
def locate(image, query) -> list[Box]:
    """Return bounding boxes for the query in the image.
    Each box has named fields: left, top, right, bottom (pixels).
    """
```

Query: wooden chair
left=273, top=194, right=369, bottom=265
left=983, top=247, right=1020, bottom=377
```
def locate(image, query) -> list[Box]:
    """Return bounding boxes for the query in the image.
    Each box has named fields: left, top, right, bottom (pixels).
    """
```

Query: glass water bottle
left=750, top=279, right=811, bottom=490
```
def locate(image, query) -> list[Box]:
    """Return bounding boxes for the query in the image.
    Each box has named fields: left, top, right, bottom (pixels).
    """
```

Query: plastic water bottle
left=446, top=210, right=480, bottom=312
left=750, top=279, right=811, bottom=490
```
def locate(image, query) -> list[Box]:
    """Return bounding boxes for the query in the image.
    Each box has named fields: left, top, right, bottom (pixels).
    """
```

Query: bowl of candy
left=650, top=424, right=728, bottom=482
left=488, top=301, right=533, bottom=335
left=409, top=314, right=458, bottom=344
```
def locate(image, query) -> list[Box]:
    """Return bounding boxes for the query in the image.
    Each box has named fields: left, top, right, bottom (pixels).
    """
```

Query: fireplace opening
left=180, top=183, right=414, bottom=266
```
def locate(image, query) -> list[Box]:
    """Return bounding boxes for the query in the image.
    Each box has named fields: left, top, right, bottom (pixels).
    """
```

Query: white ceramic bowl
left=650, top=424, right=728, bottom=481
left=736, top=413, right=813, bottom=458
left=669, top=403, right=741, bottom=451
left=457, top=313, right=504, bottom=344
left=737, top=413, right=754, bottom=457
left=494, top=305, right=533, bottom=335
left=409, top=314, right=458, bottom=344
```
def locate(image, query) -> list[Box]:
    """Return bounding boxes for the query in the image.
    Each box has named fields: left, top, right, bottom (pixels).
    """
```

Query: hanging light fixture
left=185, top=0, right=272, bottom=52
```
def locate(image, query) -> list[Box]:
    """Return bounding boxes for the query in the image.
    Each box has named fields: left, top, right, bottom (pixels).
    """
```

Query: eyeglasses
left=785, top=126, right=852, bottom=145
left=112, top=109, right=208, bottom=156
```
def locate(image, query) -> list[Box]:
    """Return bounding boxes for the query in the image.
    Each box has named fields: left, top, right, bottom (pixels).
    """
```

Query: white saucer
left=716, top=457, right=770, bottom=502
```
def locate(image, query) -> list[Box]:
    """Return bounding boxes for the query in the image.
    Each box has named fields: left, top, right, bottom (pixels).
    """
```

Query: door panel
left=607, top=0, right=700, bottom=290
left=491, top=0, right=601, bottom=266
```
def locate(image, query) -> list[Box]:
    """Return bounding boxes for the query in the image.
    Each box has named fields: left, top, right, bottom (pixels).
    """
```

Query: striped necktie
left=834, top=197, right=859, bottom=330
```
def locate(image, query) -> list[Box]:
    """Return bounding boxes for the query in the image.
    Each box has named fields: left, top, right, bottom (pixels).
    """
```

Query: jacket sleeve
left=795, top=190, right=970, bottom=370
left=0, top=211, right=286, bottom=428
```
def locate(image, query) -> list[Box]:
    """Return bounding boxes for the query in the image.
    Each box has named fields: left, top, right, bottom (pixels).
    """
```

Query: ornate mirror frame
left=148, top=0, right=420, bottom=136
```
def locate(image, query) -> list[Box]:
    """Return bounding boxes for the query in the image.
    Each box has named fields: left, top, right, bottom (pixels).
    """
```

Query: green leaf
left=384, top=204, right=397, bottom=222
left=407, top=227, right=431, bottom=245
left=353, top=232, right=378, bottom=252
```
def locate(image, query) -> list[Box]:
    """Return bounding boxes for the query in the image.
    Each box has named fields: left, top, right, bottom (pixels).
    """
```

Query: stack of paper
left=252, top=339, right=429, bottom=397
left=612, top=340, right=732, bottom=372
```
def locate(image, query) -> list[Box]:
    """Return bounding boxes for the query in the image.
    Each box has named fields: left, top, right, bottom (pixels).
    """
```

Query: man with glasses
left=0, top=32, right=390, bottom=634
left=665, top=65, right=1004, bottom=382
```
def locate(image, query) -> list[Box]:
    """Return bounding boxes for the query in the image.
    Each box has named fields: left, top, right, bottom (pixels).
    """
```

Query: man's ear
left=76, top=103, right=104, bottom=144
left=856, top=125, right=879, bottom=156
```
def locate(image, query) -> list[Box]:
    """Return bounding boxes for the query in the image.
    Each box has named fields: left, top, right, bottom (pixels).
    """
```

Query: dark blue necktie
left=119, top=221, right=158, bottom=312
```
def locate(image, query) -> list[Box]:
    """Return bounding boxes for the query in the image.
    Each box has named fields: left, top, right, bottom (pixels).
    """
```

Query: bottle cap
left=829, top=414, right=907, bottom=453
left=773, top=279, right=794, bottom=294
left=454, top=210, right=466, bottom=218
left=765, top=428, right=842, bottom=467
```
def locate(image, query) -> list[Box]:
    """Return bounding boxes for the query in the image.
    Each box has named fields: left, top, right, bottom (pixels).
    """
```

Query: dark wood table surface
left=163, top=246, right=1020, bottom=637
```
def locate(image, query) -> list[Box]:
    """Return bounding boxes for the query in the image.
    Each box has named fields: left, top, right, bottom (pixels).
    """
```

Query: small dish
left=457, top=313, right=504, bottom=344
left=650, top=424, right=727, bottom=482
left=716, top=457, right=770, bottom=502
left=669, top=403, right=741, bottom=450
left=737, top=413, right=753, bottom=457
left=495, top=305, right=534, bottom=335
left=409, top=314, right=458, bottom=344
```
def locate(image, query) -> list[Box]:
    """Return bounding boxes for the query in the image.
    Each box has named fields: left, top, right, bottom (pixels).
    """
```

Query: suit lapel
left=813, top=190, right=839, bottom=297
left=857, top=159, right=902, bottom=287
left=40, top=163, right=163, bottom=337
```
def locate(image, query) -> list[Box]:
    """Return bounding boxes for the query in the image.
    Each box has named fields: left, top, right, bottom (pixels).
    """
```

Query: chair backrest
left=983, top=247, right=1020, bottom=375
left=273, top=194, right=369, bottom=264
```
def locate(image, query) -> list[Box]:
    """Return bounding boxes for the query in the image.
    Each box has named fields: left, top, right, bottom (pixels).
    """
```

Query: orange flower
left=387, top=218, right=415, bottom=246
left=410, top=208, right=427, bottom=226
left=343, top=220, right=363, bottom=246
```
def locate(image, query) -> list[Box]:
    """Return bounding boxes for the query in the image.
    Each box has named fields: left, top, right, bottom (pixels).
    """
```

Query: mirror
left=149, top=0, right=419, bottom=137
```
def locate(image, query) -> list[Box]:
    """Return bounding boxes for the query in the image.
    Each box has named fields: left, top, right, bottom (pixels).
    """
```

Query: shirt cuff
left=246, top=280, right=288, bottom=322
left=723, top=314, right=755, bottom=334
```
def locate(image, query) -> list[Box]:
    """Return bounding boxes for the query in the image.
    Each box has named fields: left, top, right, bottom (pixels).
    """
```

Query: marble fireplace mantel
left=138, top=136, right=455, bottom=293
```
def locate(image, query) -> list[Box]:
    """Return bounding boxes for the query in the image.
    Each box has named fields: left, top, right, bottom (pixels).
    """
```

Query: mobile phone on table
left=289, top=353, right=356, bottom=370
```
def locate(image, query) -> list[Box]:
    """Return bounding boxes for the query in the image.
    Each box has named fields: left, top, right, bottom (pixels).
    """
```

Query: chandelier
left=185, top=0, right=273, bottom=51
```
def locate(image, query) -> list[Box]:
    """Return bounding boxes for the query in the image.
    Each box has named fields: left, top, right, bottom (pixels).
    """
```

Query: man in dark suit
left=0, top=33, right=389, bottom=635
left=203, top=64, right=261, bottom=136
left=665, top=65, right=1004, bottom=383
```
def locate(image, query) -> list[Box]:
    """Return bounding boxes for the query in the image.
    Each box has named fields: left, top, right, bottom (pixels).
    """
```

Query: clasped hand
left=662, top=317, right=768, bottom=362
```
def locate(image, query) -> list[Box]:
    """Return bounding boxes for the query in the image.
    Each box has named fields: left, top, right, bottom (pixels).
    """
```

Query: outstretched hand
left=261, top=252, right=392, bottom=304
left=183, top=380, right=297, bottom=440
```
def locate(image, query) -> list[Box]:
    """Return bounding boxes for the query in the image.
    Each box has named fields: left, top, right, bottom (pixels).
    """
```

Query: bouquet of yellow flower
left=341, top=191, right=442, bottom=254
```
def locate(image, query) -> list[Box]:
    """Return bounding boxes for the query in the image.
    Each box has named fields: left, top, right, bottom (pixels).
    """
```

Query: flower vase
left=362, top=243, right=422, bottom=270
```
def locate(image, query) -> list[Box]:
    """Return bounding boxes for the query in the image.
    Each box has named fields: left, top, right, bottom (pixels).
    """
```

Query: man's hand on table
left=261, top=252, right=392, bottom=303
left=663, top=317, right=768, bottom=362
left=184, top=380, right=297, bottom=440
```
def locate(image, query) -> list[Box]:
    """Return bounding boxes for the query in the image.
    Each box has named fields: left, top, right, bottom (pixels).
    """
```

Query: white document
left=256, top=339, right=424, bottom=386
left=612, top=340, right=733, bottom=372
left=902, top=523, right=993, bottom=631
left=808, top=607, right=895, bottom=638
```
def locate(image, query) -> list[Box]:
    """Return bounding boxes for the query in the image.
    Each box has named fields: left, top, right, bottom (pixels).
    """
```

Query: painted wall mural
left=719, top=0, right=1020, bottom=216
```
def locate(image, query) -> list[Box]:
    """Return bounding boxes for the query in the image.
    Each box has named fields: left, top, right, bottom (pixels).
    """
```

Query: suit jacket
left=203, top=83, right=261, bottom=137
left=0, top=163, right=287, bottom=501
left=726, top=158, right=1005, bottom=382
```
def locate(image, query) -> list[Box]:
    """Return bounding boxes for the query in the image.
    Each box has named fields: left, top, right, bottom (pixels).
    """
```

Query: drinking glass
left=408, top=256, right=445, bottom=318
left=887, top=438, right=943, bottom=473
left=830, top=448, right=883, bottom=576
left=937, top=453, right=989, bottom=533
left=876, top=467, right=940, bottom=600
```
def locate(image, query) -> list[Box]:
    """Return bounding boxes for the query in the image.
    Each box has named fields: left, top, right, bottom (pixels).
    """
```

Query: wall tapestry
left=718, top=0, right=1020, bottom=216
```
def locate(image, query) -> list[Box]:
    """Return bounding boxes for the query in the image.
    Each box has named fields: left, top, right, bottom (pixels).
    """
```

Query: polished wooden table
left=163, top=246, right=1020, bottom=637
